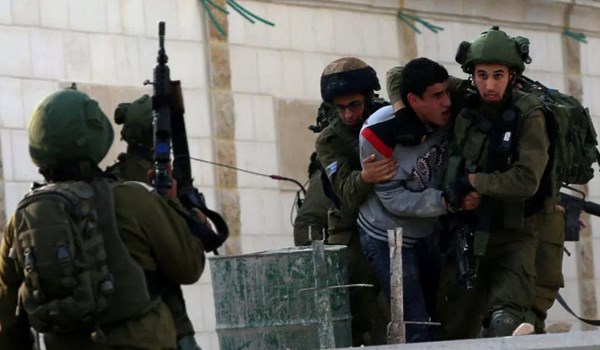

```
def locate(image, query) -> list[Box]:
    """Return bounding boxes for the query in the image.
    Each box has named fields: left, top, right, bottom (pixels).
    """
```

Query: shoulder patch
left=325, top=161, right=338, bottom=181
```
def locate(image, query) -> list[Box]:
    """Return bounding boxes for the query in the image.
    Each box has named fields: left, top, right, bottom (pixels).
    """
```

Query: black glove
left=443, top=174, right=475, bottom=212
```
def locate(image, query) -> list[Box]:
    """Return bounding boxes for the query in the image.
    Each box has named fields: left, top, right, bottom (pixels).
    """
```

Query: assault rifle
left=560, top=186, right=600, bottom=241
left=147, top=22, right=229, bottom=253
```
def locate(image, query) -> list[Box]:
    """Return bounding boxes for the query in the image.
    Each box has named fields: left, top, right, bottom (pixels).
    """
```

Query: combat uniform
left=316, top=99, right=390, bottom=345
left=109, top=94, right=204, bottom=348
left=437, top=84, right=550, bottom=339
left=293, top=165, right=330, bottom=246
left=0, top=179, right=205, bottom=350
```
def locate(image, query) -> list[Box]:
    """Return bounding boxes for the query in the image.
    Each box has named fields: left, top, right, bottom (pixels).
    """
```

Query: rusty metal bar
left=387, top=227, right=406, bottom=344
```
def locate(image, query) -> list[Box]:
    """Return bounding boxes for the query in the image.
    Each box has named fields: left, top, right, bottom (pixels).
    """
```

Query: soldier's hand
left=556, top=204, right=586, bottom=229
left=147, top=164, right=178, bottom=198
left=461, top=191, right=481, bottom=211
left=360, top=154, right=398, bottom=183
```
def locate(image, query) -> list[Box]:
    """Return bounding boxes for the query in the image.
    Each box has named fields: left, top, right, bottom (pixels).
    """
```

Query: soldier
left=438, top=26, right=551, bottom=338
left=107, top=95, right=206, bottom=349
left=293, top=103, right=337, bottom=246
left=316, top=57, right=396, bottom=345
left=0, top=88, right=206, bottom=349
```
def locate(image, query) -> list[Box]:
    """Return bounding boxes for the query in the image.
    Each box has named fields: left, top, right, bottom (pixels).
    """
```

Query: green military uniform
left=315, top=57, right=391, bottom=345
left=293, top=165, right=330, bottom=246
left=437, top=85, right=550, bottom=339
left=528, top=209, right=565, bottom=333
left=316, top=100, right=390, bottom=345
left=0, top=89, right=206, bottom=350
left=108, top=95, right=202, bottom=348
left=436, top=27, right=554, bottom=338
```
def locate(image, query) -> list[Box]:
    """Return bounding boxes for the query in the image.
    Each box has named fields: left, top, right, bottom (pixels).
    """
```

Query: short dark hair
left=399, top=57, right=449, bottom=107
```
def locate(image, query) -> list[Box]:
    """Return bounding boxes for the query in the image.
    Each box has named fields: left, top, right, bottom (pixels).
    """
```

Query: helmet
left=455, top=26, right=531, bottom=74
left=114, top=94, right=153, bottom=148
left=29, top=89, right=114, bottom=168
left=320, top=57, right=381, bottom=102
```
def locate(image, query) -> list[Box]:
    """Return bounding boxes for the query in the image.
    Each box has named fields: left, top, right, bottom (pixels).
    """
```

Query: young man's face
left=473, top=63, right=511, bottom=104
left=408, top=81, right=451, bottom=127
left=333, top=93, right=366, bottom=127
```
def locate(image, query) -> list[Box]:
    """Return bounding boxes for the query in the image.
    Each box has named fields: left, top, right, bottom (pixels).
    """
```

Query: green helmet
left=29, top=89, right=114, bottom=168
left=114, top=94, right=153, bottom=148
left=320, top=57, right=380, bottom=102
left=455, top=26, right=531, bottom=74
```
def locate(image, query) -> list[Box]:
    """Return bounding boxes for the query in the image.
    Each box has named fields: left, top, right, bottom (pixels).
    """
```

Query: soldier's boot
left=480, top=310, right=521, bottom=337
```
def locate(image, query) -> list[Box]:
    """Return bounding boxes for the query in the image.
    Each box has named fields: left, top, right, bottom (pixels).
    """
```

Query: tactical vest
left=12, top=178, right=155, bottom=335
left=449, top=89, right=541, bottom=229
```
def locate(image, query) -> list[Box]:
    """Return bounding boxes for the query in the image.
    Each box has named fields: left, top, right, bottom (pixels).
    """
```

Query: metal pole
left=387, top=227, right=405, bottom=344
left=311, top=226, right=336, bottom=349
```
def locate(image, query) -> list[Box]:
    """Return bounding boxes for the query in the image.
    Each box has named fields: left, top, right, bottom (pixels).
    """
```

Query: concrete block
left=107, top=0, right=121, bottom=33
left=182, top=89, right=211, bottom=138
left=11, top=0, right=39, bottom=26
left=0, top=77, right=24, bottom=129
left=333, top=10, right=364, bottom=55
left=226, top=1, right=245, bottom=45
left=40, top=0, right=68, bottom=28
left=313, top=8, right=335, bottom=53
left=121, top=0, right=145, bottom=35
left=177, top=0, right=204, bottom=41
left=360, top=14, right=383, bottom=58
left=289, top=6, right=316, bottom=52
left=265, top=3, right=290, bottom=49
left=68, top=0, right=107, bottom=32
left=4, top=181, right=33, bottom=217
left=236, top=141, right=279, bottom=189
left=416, top=28, right=440, bottom=60
left=30, top=30, right=65, bottom=80
left=238, top=187, right=281, bottom=235
left=257, top=49, right=283, bottom=95
left=113, top=36, right=143, bottom=86
left=303, top=53, right=334, bottom=100
left=230, top=45, right=258, bottom=93
left=144, top=0, right=180, bottom=40
left=280, top=51, right=305, bottom=98
left=252, top=95, right=276, bottom=142
left=582, top=76, right=600, bottom=113
left=0, top=129, right=13, bottom=180
left=0, top=26, right=31, bottom=77
left=90, top=34, right=117, bottom=84
left=64, top=31, right=91, bottom=82
left=166, top=41, right=207, bottom=89
left=0, top=0, right=10, bottom=24
left=21, top=79, right=58, bottom=127
left=233, top=93, right=255, bottom=141
left=379, top=16, right=400, bottom=59
left=233, top=1, right=269, bottom=48
left=11, top=129, right=40, bottom=181
left=188, top=137, right=216, bottom=187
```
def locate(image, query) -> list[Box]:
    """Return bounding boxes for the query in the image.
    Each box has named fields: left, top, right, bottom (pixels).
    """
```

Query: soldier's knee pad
left=480, top=310, right=521, bottom=337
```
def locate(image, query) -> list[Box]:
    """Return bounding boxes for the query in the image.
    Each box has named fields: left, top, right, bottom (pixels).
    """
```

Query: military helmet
left=29, top=88, right=114, bottom=168
left=320, top=57, right=381, bottom=102
left=114, top=94, right=153, bottom=148
left=456, top=26, right=531, bottom=74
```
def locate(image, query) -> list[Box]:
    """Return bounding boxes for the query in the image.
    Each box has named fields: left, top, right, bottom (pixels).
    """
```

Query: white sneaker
left=512, top=322, right=535, bottom=336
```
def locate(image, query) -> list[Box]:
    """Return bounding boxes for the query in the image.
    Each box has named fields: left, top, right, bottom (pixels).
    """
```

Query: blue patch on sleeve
left=325, top=161, right=338, bottom=181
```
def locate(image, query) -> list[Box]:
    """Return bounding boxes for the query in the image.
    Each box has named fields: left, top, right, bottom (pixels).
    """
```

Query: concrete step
left=337, top=330, right=600, bottom=350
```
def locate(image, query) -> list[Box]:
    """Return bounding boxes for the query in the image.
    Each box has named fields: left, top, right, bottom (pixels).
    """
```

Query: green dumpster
left=209, top=245, right=352, bottom=350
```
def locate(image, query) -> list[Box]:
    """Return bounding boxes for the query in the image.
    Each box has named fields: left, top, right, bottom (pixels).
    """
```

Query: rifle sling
left=556, top=293, right=600, bottom=326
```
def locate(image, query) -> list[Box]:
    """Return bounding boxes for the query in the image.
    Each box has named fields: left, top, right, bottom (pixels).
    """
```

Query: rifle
left=560, top=186, right=600, bottom=241
left=147, top=22, right=229, bottom=253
